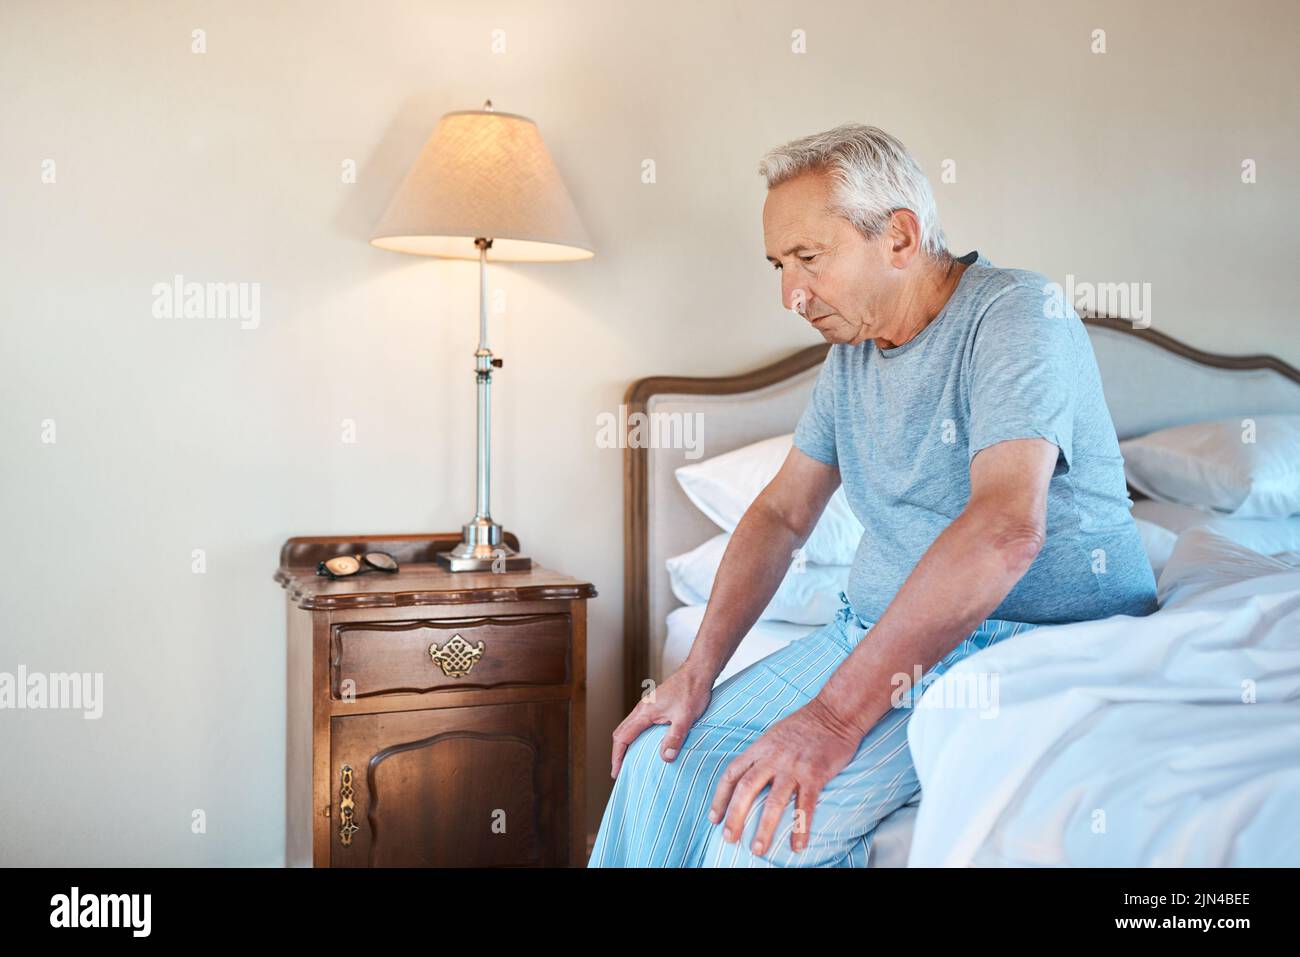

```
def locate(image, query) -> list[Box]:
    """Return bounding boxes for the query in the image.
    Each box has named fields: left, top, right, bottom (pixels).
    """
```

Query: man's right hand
left=610, top=662, right=716, bottom=779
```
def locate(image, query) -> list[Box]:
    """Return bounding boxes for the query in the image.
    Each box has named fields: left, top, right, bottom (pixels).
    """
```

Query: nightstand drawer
left=330, top=613, right=571, bottom=699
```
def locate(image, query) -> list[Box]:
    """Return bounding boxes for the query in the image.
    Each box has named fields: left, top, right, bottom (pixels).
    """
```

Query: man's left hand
left=707, top=697, right=863, bottom=857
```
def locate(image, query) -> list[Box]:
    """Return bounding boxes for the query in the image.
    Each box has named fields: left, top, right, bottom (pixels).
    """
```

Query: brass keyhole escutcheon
left=338, top=764, right=359, bottom=847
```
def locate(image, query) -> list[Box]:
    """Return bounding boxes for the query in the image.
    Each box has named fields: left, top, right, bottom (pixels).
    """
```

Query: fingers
left=707, top=753, right=750, bottom=829
left=609, top=708, right=654, bottom=779
left=658, top=721, right=690, bottom=764
left=715, top=761, right=774, bottom=847
left=791, top=786, right=818, bottom=853
left=709, top=750, right=820, bottom=858
left=611, top=703, right=684, bottom=779
left=751, top=777, right=797, bottom=858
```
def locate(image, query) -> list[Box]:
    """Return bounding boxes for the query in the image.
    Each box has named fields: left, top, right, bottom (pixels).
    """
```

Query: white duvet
left=906, top=528, right=1300, bottom=867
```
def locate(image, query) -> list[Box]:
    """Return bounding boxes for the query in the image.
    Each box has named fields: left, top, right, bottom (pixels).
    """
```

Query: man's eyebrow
left=764, top=243, right=814, bottom=263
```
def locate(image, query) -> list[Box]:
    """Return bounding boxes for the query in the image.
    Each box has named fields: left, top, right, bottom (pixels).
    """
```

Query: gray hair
left=758, top=123, right=949, bottom=260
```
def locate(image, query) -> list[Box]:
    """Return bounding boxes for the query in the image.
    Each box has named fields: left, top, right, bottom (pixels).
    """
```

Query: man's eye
left=771, top=262, right=782, bottom=271
left=799, top=254, right=817, bottom=263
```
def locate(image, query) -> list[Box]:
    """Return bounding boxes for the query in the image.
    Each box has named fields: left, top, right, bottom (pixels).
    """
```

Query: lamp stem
left=475, top=237, right=491, bottom=522
left=435, top=237, right=530, bottom=571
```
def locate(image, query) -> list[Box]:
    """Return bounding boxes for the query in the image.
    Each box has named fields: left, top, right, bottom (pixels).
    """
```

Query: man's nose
left=784, top=283, right=809, bottom=316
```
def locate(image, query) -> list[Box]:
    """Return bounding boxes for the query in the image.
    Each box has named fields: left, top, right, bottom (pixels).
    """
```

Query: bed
left=621, top=314, right=1300, bottom=867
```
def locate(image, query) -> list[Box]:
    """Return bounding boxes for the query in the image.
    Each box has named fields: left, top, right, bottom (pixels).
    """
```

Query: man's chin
left=821, top=319, right=873, bottom=345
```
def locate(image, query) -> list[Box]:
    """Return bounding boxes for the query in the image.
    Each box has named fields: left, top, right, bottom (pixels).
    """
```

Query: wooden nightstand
left=275, top=532, right=596, bottom=868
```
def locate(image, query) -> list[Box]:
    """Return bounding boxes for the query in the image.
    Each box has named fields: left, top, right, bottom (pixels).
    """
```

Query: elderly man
left=589, top=123, right=1157, bottom=867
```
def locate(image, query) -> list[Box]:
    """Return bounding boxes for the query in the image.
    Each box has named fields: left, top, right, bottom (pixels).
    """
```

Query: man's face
left=762, top=169, right=897, bottom=345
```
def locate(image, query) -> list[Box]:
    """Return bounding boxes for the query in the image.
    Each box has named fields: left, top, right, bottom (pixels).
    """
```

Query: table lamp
left=370, top=100, right=594, bottom=572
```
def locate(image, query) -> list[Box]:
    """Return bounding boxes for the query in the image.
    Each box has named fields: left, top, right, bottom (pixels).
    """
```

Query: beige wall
left=1, top=0, right=1296, bottom=864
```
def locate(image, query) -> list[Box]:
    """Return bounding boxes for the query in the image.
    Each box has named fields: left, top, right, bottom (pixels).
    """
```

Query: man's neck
left=870, top=257, right=969, bottom=350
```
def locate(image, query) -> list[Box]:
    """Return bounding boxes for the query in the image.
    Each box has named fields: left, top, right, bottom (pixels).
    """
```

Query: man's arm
left=682, top=446, right=842, bottom=681
left=811, top=437, right=1057, bottom=740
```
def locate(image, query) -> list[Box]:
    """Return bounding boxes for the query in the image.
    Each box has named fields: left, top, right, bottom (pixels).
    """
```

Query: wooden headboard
left=620, top=315, right=1300, bottom=713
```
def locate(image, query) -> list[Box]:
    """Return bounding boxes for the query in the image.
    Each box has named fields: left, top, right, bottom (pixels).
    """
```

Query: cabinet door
left=330, top=701, right=569, bottom=867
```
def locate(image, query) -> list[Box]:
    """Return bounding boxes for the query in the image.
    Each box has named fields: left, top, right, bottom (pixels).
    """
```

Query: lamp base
left=434, top=518, right=532, bottom=572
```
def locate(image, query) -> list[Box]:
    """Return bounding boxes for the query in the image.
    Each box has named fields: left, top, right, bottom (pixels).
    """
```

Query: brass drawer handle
left=428, top=633, right=486, bottom=678
left=338, top=764, right=359, bottom=847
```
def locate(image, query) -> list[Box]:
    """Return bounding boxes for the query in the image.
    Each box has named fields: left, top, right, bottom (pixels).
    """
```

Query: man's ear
left=885, top=209, right=922, bottom=265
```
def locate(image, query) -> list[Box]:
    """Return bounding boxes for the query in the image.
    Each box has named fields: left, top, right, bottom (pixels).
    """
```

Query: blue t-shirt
left=793, top=249, right=1158, bottom=625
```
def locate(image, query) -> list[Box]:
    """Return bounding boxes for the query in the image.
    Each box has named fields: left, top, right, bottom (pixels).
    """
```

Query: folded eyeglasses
left=316, top=551, right=400, bottom=580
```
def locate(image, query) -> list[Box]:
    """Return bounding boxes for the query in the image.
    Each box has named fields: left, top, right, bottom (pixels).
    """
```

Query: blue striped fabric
left=589, top=593, right=1036, bottom=867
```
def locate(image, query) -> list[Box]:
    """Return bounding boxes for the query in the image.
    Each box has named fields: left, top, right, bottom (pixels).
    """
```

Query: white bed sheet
left=905, top=528, right=1300, bottom=867
left=660, top=603, right=922, bottom=867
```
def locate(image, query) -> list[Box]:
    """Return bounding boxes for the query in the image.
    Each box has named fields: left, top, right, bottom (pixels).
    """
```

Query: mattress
left=662, top=604, right=816, bottom=685
left=659, top=603, right=921, bottom=867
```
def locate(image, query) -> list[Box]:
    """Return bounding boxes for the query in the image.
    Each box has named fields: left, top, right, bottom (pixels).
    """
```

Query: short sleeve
left=967, top=281, right=1078, bottom=473
left=793, top=351, right=838, bottom=466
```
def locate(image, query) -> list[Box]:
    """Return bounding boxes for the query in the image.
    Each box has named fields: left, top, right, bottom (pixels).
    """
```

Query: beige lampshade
left=370, top=106, right=594, bottom=262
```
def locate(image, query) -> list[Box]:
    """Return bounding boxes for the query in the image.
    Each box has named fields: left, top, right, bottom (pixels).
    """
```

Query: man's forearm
left=813, top=506, right=1042, bottom=740
left=682, top=498, right=806, bottom=681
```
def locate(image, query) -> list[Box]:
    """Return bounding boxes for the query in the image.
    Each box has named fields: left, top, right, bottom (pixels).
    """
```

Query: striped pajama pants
left=588, top=592, right=1036, bottom=867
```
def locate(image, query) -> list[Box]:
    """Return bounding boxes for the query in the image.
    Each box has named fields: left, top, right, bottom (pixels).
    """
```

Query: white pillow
left=1133, top=499, right=1300, bottom=556
left=1133, top=517, right=1177, bottom=579
left=666, top=531, right=850, bottom=625
left=1157, top=526, right=1297, bottom=608
left=674, top=433, right=864, bottom=565
left=1120, top=415, right=1300, bottom=518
